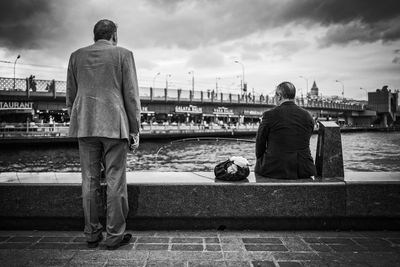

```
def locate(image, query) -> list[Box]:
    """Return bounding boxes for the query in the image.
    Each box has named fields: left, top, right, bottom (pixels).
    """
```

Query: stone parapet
left=0, top=172, right=399, bottom=230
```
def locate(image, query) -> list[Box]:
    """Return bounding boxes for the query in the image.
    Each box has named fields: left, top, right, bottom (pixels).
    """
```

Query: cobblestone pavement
left=0, top=230, right=399, bottom=266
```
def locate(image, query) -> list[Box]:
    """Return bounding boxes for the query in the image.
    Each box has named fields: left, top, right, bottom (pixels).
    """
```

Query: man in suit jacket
left=66, top=19, right=140, bottom=250
left=255, top=82, right=316, bottom=179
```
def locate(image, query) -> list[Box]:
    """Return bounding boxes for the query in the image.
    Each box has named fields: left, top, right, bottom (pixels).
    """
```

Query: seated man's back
left=255, top=82, right=316, bottom=179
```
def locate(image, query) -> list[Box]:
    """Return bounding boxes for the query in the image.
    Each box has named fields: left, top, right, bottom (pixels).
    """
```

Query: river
left=0, top=132, right=399, bottom=172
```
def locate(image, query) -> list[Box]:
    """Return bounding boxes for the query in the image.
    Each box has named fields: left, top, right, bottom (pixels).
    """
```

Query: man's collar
left=95, top=39, right=113, bottom=45
left=279, top=99, right=295, bottom=106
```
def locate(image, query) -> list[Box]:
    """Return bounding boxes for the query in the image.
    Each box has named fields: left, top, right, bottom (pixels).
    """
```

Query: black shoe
left=106, top=233, right=132, bottom=250
left=87, top=234, right=103, bottom=248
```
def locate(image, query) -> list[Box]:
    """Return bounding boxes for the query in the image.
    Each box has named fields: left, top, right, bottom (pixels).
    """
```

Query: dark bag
left=214, top=159, right=250, bottom=181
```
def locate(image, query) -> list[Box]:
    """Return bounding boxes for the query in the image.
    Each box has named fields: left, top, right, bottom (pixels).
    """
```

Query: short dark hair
left=93, top=19, right=117, bottom=41
left=276, top=81, right=296, bottom=99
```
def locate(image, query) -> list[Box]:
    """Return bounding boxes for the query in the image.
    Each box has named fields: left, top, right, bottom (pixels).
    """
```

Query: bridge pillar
left=315, top=121, right=344, bottom=179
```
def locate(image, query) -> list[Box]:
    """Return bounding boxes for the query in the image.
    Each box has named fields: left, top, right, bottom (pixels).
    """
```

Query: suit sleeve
left=255, top=112, right=270, bottom=159
left=122, top=51, right=141, bottom=134
left=66, top=53, right=77, bottom=110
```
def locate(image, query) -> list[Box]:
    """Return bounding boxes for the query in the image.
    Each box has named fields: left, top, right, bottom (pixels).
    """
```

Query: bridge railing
left=0, top=76, right=364, bottom=110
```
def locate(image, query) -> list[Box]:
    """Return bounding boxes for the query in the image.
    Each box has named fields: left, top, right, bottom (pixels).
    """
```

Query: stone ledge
left=0, top=172, right=399, bottom=230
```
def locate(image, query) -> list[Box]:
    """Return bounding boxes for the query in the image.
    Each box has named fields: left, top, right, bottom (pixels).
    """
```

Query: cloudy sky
left=0, top=0, right=399, bottom=99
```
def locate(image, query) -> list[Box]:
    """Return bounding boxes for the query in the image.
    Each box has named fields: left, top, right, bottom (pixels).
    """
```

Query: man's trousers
left=78, top=137, right=129, bottom=247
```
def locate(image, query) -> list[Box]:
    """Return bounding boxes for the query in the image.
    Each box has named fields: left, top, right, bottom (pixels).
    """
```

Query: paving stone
left=0, top=242, right=32, bottom=249
left=327, top=244, right=367, bottom=252
left=172, top=237, right=203, bottom=243
left=106, top=259, right=145, bottom=266
left=205, top=237, right=220, bottom=243
left=137, top=237, right=169, bottom=243
left=172, top=244, right=204, bottom=251
left=301, top=238, right=320, bottom=244
left=148, top=251, right=224, bottom=261
left=20, top=259, right=68, bottom=267
left=388, top=238, right=400, bottom=245
left=146, top=260, right=186, bottom=267
left=206, top=244, right=222, bottom=251
left=272, top=252, right=320, bottom=261
left=188, top=261, right=226, bottom=267
left=7, top=236, right=41, bottom=243
left=245, top=244, right=288, bottom=252
left=154, top=231, right=218, bottom=237
left=281, top=237, right=312, bottom=252
left=225, top=261, right=252, bottom=267
left=68, top=260, right=106, bottom=266
left=0, top=236, right=10, bottom=242
left=72, top=236, right=87, bottom=242
left=242, top=238, right=282, bottom=244
left=316, top=252, right=400, bottom=267
left=30, top=242, right=68, bottom=249
left=221, top=237, right=245, bottom=252
left=136, top=244, right=169, bottom=250
left=358, top=231, right=400, bottom=238
left=277, top=262, right=302, bottom=267
left=72, top=250, right=110, bottom=261
left=296, top=231, right=364, bottom=238
left=251, top=261, right=276, bottom=267
left=39, top=236, right=74, bottom=242
left=64, top=242, right=97, bottom=250
left=309, top=244, right=332, bottom=252
left=318, top=238, right=356, bottom=245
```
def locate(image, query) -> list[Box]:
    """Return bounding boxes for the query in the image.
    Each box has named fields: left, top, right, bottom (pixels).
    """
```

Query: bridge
left=0, top=76, right=377, bottom=140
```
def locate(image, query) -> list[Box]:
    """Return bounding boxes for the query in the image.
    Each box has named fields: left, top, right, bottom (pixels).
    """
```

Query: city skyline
left=0, top=0, right=399, bottom=99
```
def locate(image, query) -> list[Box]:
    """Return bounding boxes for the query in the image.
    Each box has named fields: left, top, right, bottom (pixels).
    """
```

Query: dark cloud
left=143, top=0, right=400, bottom=47
left=393, top=57, right=400, bottom=64
left=0, top=0, right=56, bottom=49
left=1, top=0, right=400, bottom=53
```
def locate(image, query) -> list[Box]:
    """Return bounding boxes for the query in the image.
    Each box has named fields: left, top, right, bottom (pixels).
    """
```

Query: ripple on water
left=0, top=132, right=399, bottom=172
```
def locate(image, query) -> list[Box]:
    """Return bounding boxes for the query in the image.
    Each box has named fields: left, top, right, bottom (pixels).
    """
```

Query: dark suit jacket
left=255, top=101, right=317, bottom=179
left=66, top=40, right=141, bottom=140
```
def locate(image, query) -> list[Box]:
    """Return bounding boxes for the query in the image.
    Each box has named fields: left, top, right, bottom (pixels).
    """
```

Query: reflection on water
left=0, top=132, right=399, bottom=172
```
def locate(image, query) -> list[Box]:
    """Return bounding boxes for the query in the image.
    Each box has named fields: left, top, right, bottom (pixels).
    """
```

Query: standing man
left=255, top=82, right=316, bottom=179
left=66, top=19, right=141, bottom=250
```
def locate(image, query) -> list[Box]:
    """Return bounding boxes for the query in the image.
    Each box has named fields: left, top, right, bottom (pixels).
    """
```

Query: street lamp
left=360, top=87, right=368, bottom=101
left=188, top=71, right=194, bottom=92
left=13, top=54, right=21, bottom=90
left=299, top=75, right=308, bottom=96
left=335, top=80, right=344, bottom=100
left=165, top=74, right=172, bottom=89
left=152, top=72, right=160, bottom=88
left=234, top=60, right=245, bottom=95
left=215, top=77, right=221, bottom=94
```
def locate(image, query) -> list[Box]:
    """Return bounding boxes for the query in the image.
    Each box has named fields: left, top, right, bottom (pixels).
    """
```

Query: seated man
left=255, top=81, right=316, bottom=179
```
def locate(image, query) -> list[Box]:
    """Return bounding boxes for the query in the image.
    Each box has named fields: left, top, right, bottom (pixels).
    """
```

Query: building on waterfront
left=368, top=86, right=400, bottom=127
left=309, top=81, right=319, bottom=99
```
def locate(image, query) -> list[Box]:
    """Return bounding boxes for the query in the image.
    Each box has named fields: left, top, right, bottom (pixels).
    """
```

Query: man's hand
left=129, top=133, right=140, bottom=151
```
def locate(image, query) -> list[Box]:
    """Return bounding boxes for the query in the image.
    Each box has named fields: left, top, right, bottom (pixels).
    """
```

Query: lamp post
left=215, top=77, right=221, bottom=94
left=152, top=72, right=160, bottom=88
left=335, top=80, right=344, bottom=100
left=188, top=71, right=194, bottom=92
left=165, top=74, right=171, bottom=89
left=360, top=87, right=368, bottom=101
left=13, top=54, right=21, bottom=90
left=299, top=75, right=308, bottom=96
left=234, top=60, right=245, bottom=95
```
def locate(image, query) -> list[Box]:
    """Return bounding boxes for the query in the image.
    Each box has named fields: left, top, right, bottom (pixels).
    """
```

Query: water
left=0, top=132, right=399, bottom=172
